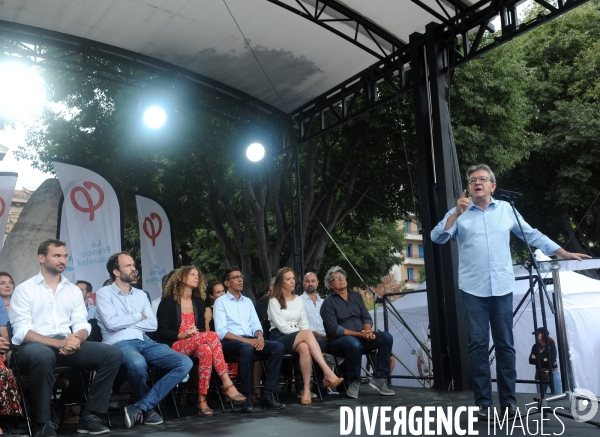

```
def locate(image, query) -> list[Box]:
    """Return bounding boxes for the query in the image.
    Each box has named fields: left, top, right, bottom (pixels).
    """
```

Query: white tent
left=372, top=256, right=600, bottom=396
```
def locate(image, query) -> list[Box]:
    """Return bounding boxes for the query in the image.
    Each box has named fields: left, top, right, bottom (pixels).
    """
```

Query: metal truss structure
left=290, top=0, right=592, bottom=142
left=0, top=0, right=590, bottom=138
left=0, top=20, right=288, bottom=123
left=265, top=0, right=406, bottom=59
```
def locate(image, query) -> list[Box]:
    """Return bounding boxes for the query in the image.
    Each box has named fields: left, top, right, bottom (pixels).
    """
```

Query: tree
left=14, top=55, right=412, bottom=289
left=320, top=218, right=404, bottom=288
left=450, top=33, right=540, bottom=176
left=499, top=1, right=600, bottom=257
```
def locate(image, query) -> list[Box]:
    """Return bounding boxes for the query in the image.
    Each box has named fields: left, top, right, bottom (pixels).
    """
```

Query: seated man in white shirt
left=214, top=266, right=285, bottom=413
left=300, top=272, right=328, bottom=348
left=299, top=272, right=328, bottom=396
left=96, top=252, right=192, bottom=429
left=10, top=239, right=123, bottom=437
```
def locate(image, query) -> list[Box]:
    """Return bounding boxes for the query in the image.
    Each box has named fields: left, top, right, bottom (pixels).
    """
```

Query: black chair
left=280, top=353, right=323, bottom=401
left=9, top=343, right=92, bottom=437
left=7, top=321, right=112, bottom=437
left=329, top=342, right=376, bottom=392
left=169, top=364, right=228, bottom=413
left=223, top=353, right=274, bottom=410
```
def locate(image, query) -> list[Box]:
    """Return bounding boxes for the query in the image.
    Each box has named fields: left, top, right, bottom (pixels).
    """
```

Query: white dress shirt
left=300, top=292, right=326, bottom=336
left=10, top=272, right=91, bottom=346
left=214, top=291, right=262, bottom=340
left=96, top=284, right=157, bottom=345
left=268, top=296, right=309, bottom=334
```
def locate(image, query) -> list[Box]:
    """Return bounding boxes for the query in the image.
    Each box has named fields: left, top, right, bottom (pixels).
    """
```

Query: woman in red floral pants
left=157, top=267, right=245, bottom=416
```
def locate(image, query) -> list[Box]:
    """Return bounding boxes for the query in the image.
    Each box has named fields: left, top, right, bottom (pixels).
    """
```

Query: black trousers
left=221, top=338, right=284, bottom=398
left=17, top=341, right=123, bottom=423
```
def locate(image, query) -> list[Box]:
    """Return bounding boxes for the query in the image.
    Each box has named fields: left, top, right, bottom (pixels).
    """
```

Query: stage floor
left=9, top=384, right=600, bottom=436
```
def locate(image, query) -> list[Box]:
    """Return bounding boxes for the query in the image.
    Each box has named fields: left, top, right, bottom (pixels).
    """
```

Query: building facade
left=397, top=215, right=424, bottom=289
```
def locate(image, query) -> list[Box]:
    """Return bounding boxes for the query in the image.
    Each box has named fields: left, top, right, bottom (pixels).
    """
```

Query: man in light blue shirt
left=214, top=266, right=285, bottom=412
left=96, top=252, right=192, bottom=429
left=431, top=164, right=589, bottom=419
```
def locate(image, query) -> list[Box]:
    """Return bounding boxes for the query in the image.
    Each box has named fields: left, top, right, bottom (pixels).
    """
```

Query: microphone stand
left=499, top=195, right=553, bottom=409
left=500, top=194, right=600, bottom=427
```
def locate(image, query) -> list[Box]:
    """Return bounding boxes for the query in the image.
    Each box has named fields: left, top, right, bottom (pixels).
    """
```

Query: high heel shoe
left=323, top=377, right=344, bottom=388
left=198, top=401, right=213, bottom=417
left=222, top=384, right=247, bottom=405
left=300, top=397, right=312, bottom=405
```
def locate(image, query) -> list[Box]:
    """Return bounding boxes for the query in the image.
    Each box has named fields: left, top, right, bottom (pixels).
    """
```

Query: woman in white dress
left=268, top=267, right=343, bottom=404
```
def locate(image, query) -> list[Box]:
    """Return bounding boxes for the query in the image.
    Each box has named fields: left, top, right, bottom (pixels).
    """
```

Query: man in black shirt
left=320, top=266, right=395, bottom=399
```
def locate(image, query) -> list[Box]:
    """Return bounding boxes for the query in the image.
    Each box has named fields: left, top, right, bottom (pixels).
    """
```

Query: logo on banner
left=143, top=213, right=163, bottom=246
left=0, top=198, right=5, bottom=218
left=70, top=182, right=105, bottom=221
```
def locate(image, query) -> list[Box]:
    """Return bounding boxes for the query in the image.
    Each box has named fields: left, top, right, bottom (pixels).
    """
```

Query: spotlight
left=246, top=143, right=265, bottom=162
left=143, top=106, right=167, bottom=129
left=0, top=62, right=46, bottom=121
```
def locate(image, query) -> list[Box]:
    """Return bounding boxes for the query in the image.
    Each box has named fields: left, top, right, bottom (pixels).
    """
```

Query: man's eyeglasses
left=331, top=274, right=346, bottom=282
left=468, top=176, right=491, bottom=184
left=229, top=275, right=244, bottom=280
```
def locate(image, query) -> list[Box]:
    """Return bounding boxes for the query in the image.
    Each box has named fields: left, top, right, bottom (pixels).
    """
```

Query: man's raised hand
left=456, top=190, right=471, bottom=215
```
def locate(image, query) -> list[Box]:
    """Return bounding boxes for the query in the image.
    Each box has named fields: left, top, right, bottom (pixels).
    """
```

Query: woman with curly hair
left=157, top=266, right=245, bottom=416
left=268, top=267, right=343, bottom=405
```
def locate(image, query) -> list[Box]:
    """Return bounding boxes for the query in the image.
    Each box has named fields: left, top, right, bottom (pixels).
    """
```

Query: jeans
left=330, top=331, right=393, bottom=384
left=17, top=341, right=123, bottom=423
left=460, top=290, right=516, bottom=406
left=114, top=336, right=193, bottom=411
left=221, top=338, right=284, bottom=399
left=536, top=369, right=563, bottom=394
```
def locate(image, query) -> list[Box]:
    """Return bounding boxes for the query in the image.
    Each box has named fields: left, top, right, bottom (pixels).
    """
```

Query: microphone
left=494, top=189, right=523, bottom=199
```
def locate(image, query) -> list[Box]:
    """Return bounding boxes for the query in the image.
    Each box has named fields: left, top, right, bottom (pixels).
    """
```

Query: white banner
left=136, top=195, right=173, bottom=300
left=53, top=161, right=121, bottom=292
left=0, top=172, right=18, bottom=253
left=58, top=200, right=77, bottom=284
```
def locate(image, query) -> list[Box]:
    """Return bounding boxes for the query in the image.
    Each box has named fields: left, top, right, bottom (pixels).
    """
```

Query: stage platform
left=8, top=384, right=600, bottom=436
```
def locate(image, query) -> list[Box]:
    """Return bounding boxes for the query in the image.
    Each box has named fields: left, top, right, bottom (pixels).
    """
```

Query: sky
left=0, top=61, right=53, bottom=190
left=0, top=124, right=53, bottom=190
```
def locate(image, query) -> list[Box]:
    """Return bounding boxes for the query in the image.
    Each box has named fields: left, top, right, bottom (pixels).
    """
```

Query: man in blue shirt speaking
left=431, top=164, right=589, bottom=419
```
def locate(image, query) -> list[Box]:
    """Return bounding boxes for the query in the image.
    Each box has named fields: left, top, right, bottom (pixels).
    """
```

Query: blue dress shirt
left=0, top=302, right=9, bottom=327
left=431, top=198, right=560, bottom=297
left=214, top=291, right=262, bottom=340
left=96, top=284, right=157, bottom=344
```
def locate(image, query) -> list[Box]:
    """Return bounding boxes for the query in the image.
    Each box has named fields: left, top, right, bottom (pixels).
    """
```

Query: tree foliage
left=13, top=53, right=411, bottom=288
left=499, top=1, right=600, bottom=257
left=450, top=34, right=540, bottom=177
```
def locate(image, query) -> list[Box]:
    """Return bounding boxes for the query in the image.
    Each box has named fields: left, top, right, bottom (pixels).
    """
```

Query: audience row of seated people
left=2, top=238, right=397, bottom=437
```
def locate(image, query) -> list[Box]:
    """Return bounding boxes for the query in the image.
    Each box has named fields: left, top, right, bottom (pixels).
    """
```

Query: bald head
left=303, top=272, right=319, bottom=294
